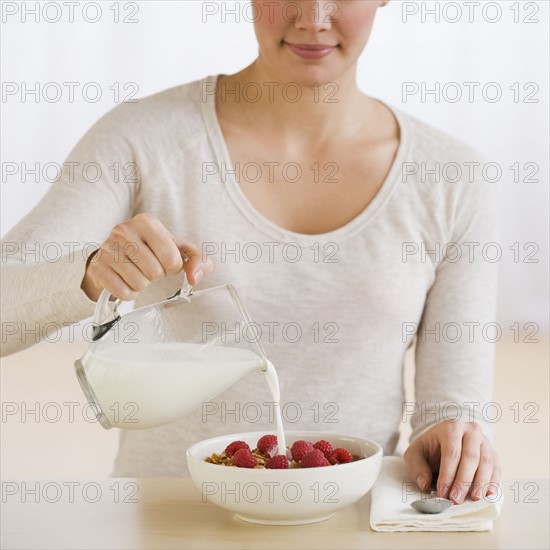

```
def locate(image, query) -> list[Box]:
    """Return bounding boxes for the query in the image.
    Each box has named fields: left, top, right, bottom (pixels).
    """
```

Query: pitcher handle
left=91, top=291, right=122, bottom=341
left=91, top=269, right=194, bottom=342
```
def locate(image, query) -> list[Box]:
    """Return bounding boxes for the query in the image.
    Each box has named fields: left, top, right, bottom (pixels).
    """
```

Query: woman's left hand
left=403, top=419, right=501, bottom=503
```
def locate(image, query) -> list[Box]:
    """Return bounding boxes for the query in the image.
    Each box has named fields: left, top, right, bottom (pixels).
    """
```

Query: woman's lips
left=284, top=42, right=337, bottom=60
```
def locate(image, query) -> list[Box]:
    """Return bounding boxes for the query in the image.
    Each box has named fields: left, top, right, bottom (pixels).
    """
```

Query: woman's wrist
left=81, top=249, right=102, bottom=302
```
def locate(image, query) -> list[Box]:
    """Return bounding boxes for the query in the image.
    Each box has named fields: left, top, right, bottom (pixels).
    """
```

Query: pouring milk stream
left=74, top=278, right=287, bottom=455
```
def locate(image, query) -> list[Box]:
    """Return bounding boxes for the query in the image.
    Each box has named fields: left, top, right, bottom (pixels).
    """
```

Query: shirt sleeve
left=1, top=104, right=140, bottom=356
left=410, top=170, right=500, bottom=443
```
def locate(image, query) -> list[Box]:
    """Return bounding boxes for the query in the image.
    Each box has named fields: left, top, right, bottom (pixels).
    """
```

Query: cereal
left=205, top=435, right=364, bottom=469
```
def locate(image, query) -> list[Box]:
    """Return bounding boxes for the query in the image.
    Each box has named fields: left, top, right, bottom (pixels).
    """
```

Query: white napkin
left=369, top=457, right=503, bottom=532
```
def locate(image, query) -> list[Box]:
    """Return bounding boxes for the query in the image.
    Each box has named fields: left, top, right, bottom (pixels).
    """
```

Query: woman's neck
left=217, top=60, right=372, bottom=147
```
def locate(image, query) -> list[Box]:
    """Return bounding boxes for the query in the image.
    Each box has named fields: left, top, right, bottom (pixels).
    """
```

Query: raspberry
left=291, top=440, right=314, bottom=462
left=224, top=441, right=250, bottom=458
left=257, top=434, right=278, bottom=456
left=232, top=448, right=258, bottom=468
left=300, top=449, right=330, bottom=468
left=266, top=455, right=289, bottom=469
left=313, top=440, right=333, bottom=459
left=329, top=448, right=353, bottom=465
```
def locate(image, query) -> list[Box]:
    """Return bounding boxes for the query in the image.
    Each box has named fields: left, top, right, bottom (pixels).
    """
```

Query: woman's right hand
left=81, top=212, right=213, bottom=302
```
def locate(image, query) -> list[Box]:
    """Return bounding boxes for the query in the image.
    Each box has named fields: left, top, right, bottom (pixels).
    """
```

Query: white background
left=1, top=0, right=549, bottom=330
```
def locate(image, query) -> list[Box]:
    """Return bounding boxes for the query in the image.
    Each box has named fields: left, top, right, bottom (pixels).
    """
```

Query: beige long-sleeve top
left=1, top=75, right=498, bottom=476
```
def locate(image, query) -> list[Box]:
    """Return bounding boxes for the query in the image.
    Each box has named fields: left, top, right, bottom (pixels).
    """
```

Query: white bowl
left=187, top=431, right=383, bottom=525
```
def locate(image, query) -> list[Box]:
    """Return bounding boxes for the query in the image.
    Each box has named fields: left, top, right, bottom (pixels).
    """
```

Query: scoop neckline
left=200, top=74, right=411, bottom=244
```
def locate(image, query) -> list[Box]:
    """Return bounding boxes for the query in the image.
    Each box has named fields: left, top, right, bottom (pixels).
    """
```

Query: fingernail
left=472, top=488, right=481, bottom=501
left=449, top=486, right=460, bottom=503
left=416, top=475, right=426, bottom=491
left=192, top=269, right=203, bottom=283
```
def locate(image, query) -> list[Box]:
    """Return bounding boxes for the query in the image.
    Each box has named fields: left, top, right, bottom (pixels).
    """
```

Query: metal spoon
left=411, top=491, right=453, bottom=514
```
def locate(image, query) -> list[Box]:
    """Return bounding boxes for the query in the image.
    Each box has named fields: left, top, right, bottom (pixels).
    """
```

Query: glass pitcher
left=74, top=277, right=268, bottom=430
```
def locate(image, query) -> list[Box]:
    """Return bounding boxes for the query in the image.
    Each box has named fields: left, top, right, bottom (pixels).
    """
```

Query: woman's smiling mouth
left=283, top=41, right=339, bottom=60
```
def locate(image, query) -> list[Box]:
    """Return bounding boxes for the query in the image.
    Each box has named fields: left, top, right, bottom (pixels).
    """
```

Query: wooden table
left=2, top=478, right=548, bottom=549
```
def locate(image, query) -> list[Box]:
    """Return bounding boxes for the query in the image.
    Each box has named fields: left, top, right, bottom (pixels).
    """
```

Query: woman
left=1, top=0, right=500, bottom=503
